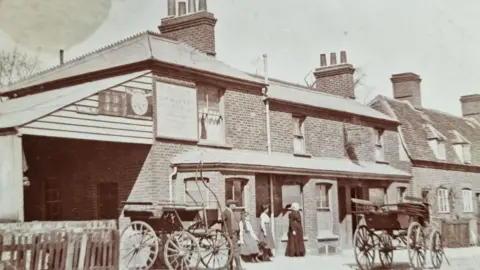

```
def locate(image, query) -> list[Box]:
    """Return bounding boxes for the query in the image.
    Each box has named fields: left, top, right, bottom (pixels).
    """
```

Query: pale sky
left=0, top=0, right=478, bottom=116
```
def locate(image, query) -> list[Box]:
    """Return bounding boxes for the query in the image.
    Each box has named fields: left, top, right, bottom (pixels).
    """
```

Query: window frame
left=225, top=178, right=247, bottom=209
left=437, top=187, right=450, bottom=213
left=462, top=188, right=474, bottom=213
left=374, top=128, right=385, bottom=161
left=292, top=115, right=306, bottom=154
left=184, top=177, right=213, bottom=208
left=437, top=140, right=446, bottom=160
left=463, top=144, right=472, bottom=164
left=197, top=86, right=225, bottom=144
left=315, top=183, right=331, bottom=211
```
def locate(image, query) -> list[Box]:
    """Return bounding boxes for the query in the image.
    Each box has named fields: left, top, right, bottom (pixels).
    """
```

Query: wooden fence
left=0, top=221, right=119, bottom=270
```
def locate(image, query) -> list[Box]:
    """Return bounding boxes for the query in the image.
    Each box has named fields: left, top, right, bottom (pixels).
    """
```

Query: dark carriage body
left=122, top=201, right=222, bottom=234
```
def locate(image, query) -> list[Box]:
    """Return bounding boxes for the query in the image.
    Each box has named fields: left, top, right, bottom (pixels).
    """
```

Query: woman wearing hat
left=258, top=204, right=275, bottom=261
left=239, top=211, right=260, bottom=262
left=285, top=202, right=306, bottom=257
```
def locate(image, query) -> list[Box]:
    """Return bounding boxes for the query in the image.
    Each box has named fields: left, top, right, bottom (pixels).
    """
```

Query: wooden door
left=97, top=183, right=119, bottom=220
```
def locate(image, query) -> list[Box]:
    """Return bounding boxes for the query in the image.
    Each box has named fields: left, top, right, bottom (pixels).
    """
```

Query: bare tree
left=0, top=48, right=41, bottom=87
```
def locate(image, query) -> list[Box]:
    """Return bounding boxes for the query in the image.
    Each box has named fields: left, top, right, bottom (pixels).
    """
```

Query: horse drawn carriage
left=352, top=196, right=449, bottom=270
left=119, top=163, right=233, bottom=270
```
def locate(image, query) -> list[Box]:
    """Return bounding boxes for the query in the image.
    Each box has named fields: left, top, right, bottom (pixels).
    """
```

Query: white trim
left=19, top=127, right=153, bottom=145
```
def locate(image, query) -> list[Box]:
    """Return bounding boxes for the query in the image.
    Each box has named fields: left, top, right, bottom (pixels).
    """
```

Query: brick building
left=370, top=73, right=480, bottom=245
left=0, top=0, right=411, bottom=254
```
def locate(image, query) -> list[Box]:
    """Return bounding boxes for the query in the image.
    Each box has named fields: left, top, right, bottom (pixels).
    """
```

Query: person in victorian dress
left=258, top=204, right=275, bottom=261
left=285, top=202, right=306, bottom=257
left=222, top=199, right=245, bottom=270
left=239, top=211, right=260, bottom=262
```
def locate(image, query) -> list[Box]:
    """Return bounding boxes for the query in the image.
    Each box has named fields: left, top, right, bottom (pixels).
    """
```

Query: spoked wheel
left=199, top=230, right=233, bottom=270
left=164, top=231, right=201, bottom=270
left=353, top=225, right=376, bottom=270
left=120, top=221, right=159, bottom=270
left=379, top=233, right=394, bottom=269
left=407, top=222, right=427, bottom=270
left=429, top=229, right=443, bottom=269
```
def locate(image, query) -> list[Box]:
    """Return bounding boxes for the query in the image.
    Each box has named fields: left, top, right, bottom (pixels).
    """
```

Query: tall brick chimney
left=313, top=51, right=356, bottom=99
left=159, top=0, right=217, bottom=56
left=460, top=94, right=480, bottom=121
left=391, top=73, right=422, bottom=109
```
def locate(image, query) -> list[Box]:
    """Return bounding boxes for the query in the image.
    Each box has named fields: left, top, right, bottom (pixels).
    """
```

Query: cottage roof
left=172, top=148, right=411, bottom=180
left=0, top=31, right=264, bottom=94
left=371, top=95, right=480, bottom=164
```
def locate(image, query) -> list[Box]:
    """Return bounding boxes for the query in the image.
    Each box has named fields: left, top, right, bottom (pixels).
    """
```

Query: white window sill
left=437, top=211, right=450, bottom=214
left=198, top=141, right=233, bottom=149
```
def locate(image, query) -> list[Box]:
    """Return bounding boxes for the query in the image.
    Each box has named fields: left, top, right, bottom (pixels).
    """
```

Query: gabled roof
left=370, top=95, right=480, bottom=165
left=0, top=71, right=149, bottom=129
left=248, top=74, right=398, bottom=124
left=1, top=31, right=264, bottom=94
left=172, top=148, right=411, bottom=180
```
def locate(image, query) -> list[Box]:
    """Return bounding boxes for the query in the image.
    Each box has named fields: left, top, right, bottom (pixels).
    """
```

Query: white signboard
left=155, top=81, right=198, bottom=141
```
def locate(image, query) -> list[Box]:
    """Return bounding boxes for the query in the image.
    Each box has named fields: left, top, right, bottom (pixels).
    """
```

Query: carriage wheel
left=379, top=233, right=394, bottom=269
left=407, top=222, right=426, bottom=270
left=164, top=231, right=201, bottom=270
left=199, top=230, right=233, bottom=270
left=429, top=229, right=443, bottom=269
left=353, top=225, right=376, bottom=270
left=120, top=221, right=159, bottom=270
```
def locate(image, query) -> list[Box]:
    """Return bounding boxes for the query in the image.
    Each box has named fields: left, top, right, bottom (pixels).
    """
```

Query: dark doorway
left=350, top=187, right=367, bottom=235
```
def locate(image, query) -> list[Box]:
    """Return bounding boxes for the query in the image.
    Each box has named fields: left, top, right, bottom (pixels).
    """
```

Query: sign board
left=155, top=81, right=198, bottom=141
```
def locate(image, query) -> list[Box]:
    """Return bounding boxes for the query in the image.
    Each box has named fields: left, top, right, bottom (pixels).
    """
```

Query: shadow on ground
left=344, top=262, right=436, bottom=270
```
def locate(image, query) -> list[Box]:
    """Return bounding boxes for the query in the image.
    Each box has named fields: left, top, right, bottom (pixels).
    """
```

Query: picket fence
left=0, top=221, right=119, bottom=270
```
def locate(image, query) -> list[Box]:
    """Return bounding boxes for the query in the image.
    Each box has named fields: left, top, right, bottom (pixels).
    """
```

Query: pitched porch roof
left=0, top=71, right=149, bottom=129
left=171, top=148, right=411, bottom=181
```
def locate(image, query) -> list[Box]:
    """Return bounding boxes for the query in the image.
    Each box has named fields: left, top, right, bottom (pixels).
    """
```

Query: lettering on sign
left=155, top=81, right=198, bottom=141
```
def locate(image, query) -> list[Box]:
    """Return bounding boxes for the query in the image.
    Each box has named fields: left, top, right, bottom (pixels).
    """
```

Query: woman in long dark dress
left=285, top=202, right=306, bottom=257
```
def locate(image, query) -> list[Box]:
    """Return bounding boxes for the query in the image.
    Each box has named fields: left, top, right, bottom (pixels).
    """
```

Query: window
left=99, top=90, right=127, bottom=117
left=398, top=134, right=410, bottom=161
left=397, top=187, right=406, bottom=203
left=184, top=178, right=213, bottom=207
left=462, top=188, right=473, bottom=213
left=476, top=193, right=480, bottom=216
left=437, top=141, right=446, bottom=160
left=97, top=183, right=119, bottom=219
left=454, top=143, right=471, bottom=164
left=316, top=184, right=332, bottom=234
left=424, top=124, right=447, bottom=160
left=374, top=129, right=385, bottom=161
left=437, top=188, right=450, bottom=213
left=293, top=116, right=306, bottom=153
left=225, top=179, right=246, bottom=208
left=197, top=86, right=224, bottom=143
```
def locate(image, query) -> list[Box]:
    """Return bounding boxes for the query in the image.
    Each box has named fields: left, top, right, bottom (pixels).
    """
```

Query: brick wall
left=224, top=89, right=267, bottom=151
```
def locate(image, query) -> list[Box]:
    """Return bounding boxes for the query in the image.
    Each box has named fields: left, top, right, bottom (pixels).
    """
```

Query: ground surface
left=242, top=247, right=480, bottom=270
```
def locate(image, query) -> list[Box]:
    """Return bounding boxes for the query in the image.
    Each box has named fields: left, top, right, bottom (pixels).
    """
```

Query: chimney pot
left=59, top=49, right=64, bottom=65
left=340, top=51, right=347, bottom=63
left=320, top=54, right=327, bottom=67
left=330, top=52, right=337, bottom=65
left=188, top=0, right=197, bottom=13
left=198, top=0, right=207, bottom=11
left=167, top=0, right=176, bottom=16
left=178, top=1, right=187, bottom=16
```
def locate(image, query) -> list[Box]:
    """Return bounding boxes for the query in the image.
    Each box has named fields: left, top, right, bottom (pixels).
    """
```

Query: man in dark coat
left=222, top=199, right=245, bottom=270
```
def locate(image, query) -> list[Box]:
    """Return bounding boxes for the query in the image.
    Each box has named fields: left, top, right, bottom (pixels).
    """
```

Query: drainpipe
left=262, top=54, right=275, bottom=247
left=169, top=166, right=178, bottom=202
